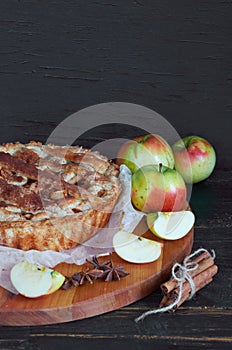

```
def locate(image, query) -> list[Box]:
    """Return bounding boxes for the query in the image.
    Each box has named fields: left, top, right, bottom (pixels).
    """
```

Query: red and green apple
left=116, top=134, right=175, bottom=173
left=172, top=136, right=216, bottom=184
left=131, top=164, right=187, bottom=213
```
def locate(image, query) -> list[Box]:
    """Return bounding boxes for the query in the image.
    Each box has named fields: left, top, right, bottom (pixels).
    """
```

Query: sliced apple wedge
left=10, top=261, right=65, bottom=298
left=45, top=270, right=65, bottom=295
left=113, top=230, right=163, bottom=264
left=147, top=210, right=195, bottom=240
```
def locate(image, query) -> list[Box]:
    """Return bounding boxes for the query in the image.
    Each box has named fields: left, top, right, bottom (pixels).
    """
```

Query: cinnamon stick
left=159, top=264, right=218, bottom=311
left=171, top=277, right=213, bottom=312
left=169, top=258, right=216, bottom=298
left=161, top=251, right=212, bottom=295
left=159, top=294, right=175, bottom=308
left=159, top=294, right=170, bottom=307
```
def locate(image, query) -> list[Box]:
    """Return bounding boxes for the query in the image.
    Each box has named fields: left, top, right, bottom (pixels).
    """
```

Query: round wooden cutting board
left=0, top=218, right=193, bottom=326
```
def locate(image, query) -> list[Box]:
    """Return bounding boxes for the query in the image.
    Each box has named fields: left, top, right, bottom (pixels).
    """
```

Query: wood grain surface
left=0, top=0, right=231, bottom=168
left=0, top=219, right=193, bottom=326
left=0, top=0, right=231, bottom=349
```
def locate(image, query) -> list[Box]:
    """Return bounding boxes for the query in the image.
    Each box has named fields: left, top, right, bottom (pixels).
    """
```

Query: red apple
left=116, top=134, right=175, bottom=173
left=172, top=136, right=216, bottom=184
left=131, top=164, right=187, bottom=213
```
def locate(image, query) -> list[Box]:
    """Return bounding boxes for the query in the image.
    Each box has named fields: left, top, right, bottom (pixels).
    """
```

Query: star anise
left=76, top=268, right=104, bottom=285
left=62, top=277, right=74, bottom=290
left=62, top=256, right=129, bottom=290
left=101, top=262, right=129, bottom=282
left=86, top=256, right=112, bottom=271
left=62, top=268, right=103, bottom=289
left=86, top=256, right=129, bottom=282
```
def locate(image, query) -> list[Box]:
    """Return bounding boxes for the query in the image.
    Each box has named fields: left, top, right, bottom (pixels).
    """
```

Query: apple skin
left=131, top=164, right=187, bottom=213
left=116, top=134, right=175, bottom=173
left=172, top=136, right=216, bottom=184
left=44, top=270, right=65, bottom=295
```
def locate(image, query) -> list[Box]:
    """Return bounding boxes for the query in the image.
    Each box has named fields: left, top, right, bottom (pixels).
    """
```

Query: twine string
left=135, top=248, right=215, bottom=323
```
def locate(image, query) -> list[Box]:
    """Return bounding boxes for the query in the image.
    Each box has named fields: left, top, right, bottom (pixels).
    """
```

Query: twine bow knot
left=135, top=248, right=215, bottom=323
left=172, top=256, right=199, bottom=299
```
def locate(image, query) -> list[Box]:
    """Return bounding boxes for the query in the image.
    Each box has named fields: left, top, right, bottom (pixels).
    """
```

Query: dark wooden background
left=0, top=1, right=231, bottom=349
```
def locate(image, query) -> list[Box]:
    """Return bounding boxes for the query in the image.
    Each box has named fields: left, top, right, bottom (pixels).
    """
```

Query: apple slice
left=147, top=210, right=195, bottom=240
left=113, top=230, right=163, bottom=264
left=45, top=270, right=65, bottom=295
left=10, top=261, right=65, bottom=298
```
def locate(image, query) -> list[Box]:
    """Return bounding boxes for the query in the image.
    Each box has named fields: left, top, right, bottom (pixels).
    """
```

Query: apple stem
left=159, top=163, right=162, bottom=173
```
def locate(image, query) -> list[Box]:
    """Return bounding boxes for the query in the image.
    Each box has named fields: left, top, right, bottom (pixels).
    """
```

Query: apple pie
left=0, top=141, right=121, bottom=251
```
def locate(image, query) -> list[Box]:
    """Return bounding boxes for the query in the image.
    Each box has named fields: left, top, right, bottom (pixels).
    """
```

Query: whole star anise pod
left=86, top=256, right=129, bottom=282
left=86, top=256, right=112, bottom=271
left=76, top=268, right=104, bottom=285
left=62, top=268, right=103, bottom=289
left=101, top=262, right=129, bottom=282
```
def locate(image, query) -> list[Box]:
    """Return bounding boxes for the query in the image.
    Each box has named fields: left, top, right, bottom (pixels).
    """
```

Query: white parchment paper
left=0, top=165, right=144, bottom=293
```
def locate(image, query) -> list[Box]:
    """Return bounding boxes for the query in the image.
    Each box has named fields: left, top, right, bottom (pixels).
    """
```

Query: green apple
left=113, top=230, right=163, bottom=263
left=10, top=260, right=65, bottom=298
left=172, top=135, right=216, bottom=184
left=147, top=211, right=195, bottom=240
left=116, top=134, right=175, bottom=173
left=131, top=164, right=187, bottom=213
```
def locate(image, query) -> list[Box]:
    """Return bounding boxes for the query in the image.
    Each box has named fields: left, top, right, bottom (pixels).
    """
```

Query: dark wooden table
left=0, top=1, right=231, bottom=349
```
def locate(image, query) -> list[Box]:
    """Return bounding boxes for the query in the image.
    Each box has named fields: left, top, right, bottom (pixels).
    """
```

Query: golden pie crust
left=0, top=141, right=121, bottom=251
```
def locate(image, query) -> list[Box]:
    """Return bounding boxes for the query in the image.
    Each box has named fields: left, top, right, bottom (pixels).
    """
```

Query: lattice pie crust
left=0, top=141, right=121, bottom=251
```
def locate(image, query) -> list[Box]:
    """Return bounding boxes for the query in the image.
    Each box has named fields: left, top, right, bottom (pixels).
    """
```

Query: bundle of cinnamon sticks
left=159, top=250, right=218, bottom=312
